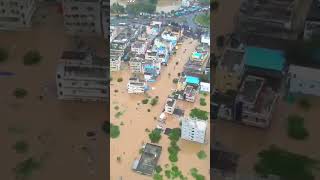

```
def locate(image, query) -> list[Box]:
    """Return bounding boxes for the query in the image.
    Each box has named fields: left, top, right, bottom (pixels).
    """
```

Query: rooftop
left=306, top=0, right=320, bottom=21
left=181, top=117, right=207, bottom=131
left=220, top=48, right=245, bottom=72
left=244, top=47, right=285, bottom=72
left=166, top=97, right=176, bottom=107
left=134, top=143, right=162, bottom=176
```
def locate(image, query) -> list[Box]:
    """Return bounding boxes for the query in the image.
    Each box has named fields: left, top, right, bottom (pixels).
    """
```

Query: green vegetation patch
left=13, top=157, right=41, bottom=180
left=149, top=128, right=162, bottom=143
left=0, top=47, right=9, bottom=62
left=173, top=78, right=179, bottom=84
left=110, top=123, right=120, bottom=138
left=197, top=150, right=207, bottom=160
left=13, top=140, right=29, bottom=154
left=200, top=98, right=207, bottom=106
left=13, top=88, right=28, bottom=99
left=190, top=168, right=205, bottom=180
left=168, top=128, right=181, bottom=163
left=255, top=145, right=317, bottom=180
left=150, top=97, right=159, bottom=106
left=142, top=99, right=149, bottom=104
left=194, top=13, right=210, bottom=28
left=287, top=115, right=309, bottom=140
left=111, top=3, right=125, bottom=14
left=23, top=50, right=42, bottom=65
left=115, top=111, right=125, bottom=119
left=190, top=108, right=209, bottom=120
left=126, top=0, right=158, bottom=15
left=153, top=173, right=163, bottom=180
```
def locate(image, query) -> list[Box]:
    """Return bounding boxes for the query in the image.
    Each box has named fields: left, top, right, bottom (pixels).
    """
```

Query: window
left=59, top=92, right=63, bottom=95
left=57, top=74, right=61, bottom=79
left=299, top=83, right=303, bottom=87
left=58, top=83, right=62, bottom=87
left=87, top=7, right=94, bottom=11
left=310, top=84, right=315, bottom=88
left=293, top=74, right=296, bottom=78
left=71, top=6, right=78, bottom=10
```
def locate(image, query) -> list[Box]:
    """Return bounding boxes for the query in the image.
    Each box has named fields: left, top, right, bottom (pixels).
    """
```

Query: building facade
left=56, top=50, right=108, bottom=102
left=0, top=0, right=36, bottom=30
left=62, top=0, right=102, bottom=35
left=181, top=117, right=207, bottom=144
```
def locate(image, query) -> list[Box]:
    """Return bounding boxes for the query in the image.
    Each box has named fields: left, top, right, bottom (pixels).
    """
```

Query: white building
left=56, top=50, right=108, bottom=102
left=0, top=0, right=36, bottom=30
left=181, top=0, right=190, bottom=7
left=164, top=97, right=176, bottom=114
left=129, top=57, right=144, bottom=73
left=131, top=41, right=147, bottom=55
left=181, top=117, right=207, bottom=144
left=110, top=55, right=121, bottom=71
left=201, top=33, right=210, bottom=46
left=288, top=65, right=320, bottom=96
left=127, top=75, right=147, bottom=94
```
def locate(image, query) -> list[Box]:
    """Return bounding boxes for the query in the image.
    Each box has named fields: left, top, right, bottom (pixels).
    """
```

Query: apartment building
left=181, top=117, right=207, bottom=144
left=303, top=0, right=320, bottom=40
left=56, top=50, right=108, bottom=102
left=127, top=75, right=147, bottom=94
left=101, top=0, right=109, bottom=39
left=110, top=53, right=121, bottom=71
left=129, top=57, right=144, bottom=73
left=164, top=97, right=176, bottom=114
left=0, top=0, right=36, bottom=30
left=238, top=0, right=312, bottom=40
left=215, top=48, right=245, bottom=92
left=235, top=75, right=278, bottom=128
left=62, top=0, right=102, bottom=35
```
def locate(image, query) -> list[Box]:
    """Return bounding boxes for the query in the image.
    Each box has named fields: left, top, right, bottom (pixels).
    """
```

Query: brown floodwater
left=110, top=38, right=210, bottom=179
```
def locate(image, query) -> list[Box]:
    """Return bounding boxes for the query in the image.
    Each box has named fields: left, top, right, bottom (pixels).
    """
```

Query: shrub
left=149, top=129, right=162, bottom=143
left=114, top=89, right=118, bottom=93
left=147, top=109, right=151, bottom=112
left=200, top=98, right=207, bottom=106
left=115, top=111, right=124, bottom=118
left=254, top=145, right=317, bottom=180
left=190, top=108, right=209, bottom=120
left=114, top=106, right=119, bottom=110
left=116, top=156, right=121, bottom=162
left=190, top=168, right=205, bottom=180
left=14, top=157, right=41, bottom=179
left=172, top=78, right=179, bottom=84
left=287, top=115, right=309, bottom=140
left=110, top=123, right=120, bottom=138
left=0, top=48, right=9, bottom=62
left=13, top=141, right=29, bottom=154
left=117, top=77, right=123, bottom=82
left=150, top=98, right=158, bottom=106
left=153, top=173, right=163, bottom=180
left=197, top=150, right=207, bottom=160
left=155, top=165, right=162, bottom=173
left=13, top=88, right=27, bottom=98
left=168, top=128, right=181, bottom=142
left=169, top=153, right=178, bottom=162
left=23, top=50, right=42, bottom=65
left=142, top=99, right=149, bottom=104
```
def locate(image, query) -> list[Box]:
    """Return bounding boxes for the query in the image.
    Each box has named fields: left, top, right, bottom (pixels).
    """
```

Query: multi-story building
left=62, top=0, right=102, bottom=35
left=127, top=75, right=147, bottom=94
left=0, top=0, right=36, bottom=30
left=56, top=50, right=108, bottom=102
left=215, top=48, right=245, bottom=92
left=181, top=117, right=207, bottom=144
left=238, top=0, right=312, bottom=40
left=129, top=57, right=144, bottom=73
left=303, top=0, right=320, bottom=40
left=164, top=97, right=176, bottom=114
left=235, top=75, right=278, bottom=128
left=101, top=0, right=109, bottom=39
left=131, top=41, right=147, bottom=55
left=110, top=53, right=121, bottom=71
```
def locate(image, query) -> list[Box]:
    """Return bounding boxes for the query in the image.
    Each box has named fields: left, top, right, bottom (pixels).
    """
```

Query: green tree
left=111, top=3, right=125, bottom=14
left=13, top=88, right=28, bottom=99
left=0, top=48, right=9, bottom=62
left=110, top=123, right=120, bottom=138
left=168, top=128, right=181, bottom=142
left=149, top=129, right=162, bottom=143
left=197, top=150, right=207, bottom=160
left=14, top=157, right=41, bottom=179
left=23, top=50, right=42, bottom=65
left=287, top=115, right=309, bottom=140
left=13, top=141, right=29, bottom=154
left=189, top=108, right=209, bottom=120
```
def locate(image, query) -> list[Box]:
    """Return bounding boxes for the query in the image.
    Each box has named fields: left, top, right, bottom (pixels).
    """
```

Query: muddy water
left=0, top=6, right=107, bottom=180
left=110, top=38, right=210, bottom=179
left=111, top=0, right=182, bottom=13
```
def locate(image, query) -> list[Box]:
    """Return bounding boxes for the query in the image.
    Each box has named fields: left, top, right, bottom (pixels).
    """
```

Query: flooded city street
left=110, top=37, right=210, bottom=179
